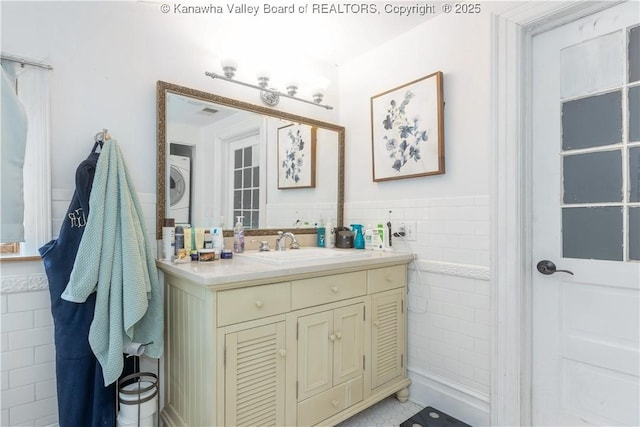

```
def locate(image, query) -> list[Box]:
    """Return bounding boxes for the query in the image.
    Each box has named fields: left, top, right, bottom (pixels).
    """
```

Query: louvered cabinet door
left=225, top=321, right=286, bottom=427
left=370, top=289, right=404, bottom=389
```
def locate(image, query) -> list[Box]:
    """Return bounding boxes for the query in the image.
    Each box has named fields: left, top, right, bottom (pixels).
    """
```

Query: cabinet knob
left=331, top=286, right=339, bottom=293
left=335, top=332, right=342, bottom=339
left=373, top=320, right=379, bottom=327
left=278, top=349, right=286, bottom=358
left=332, top=399, right=340, bottom=408
left=329, top=333, right=336, bottom=342
left=255, top=300, right=264, bottom=308
left=385, top=274, right=394, bottom=282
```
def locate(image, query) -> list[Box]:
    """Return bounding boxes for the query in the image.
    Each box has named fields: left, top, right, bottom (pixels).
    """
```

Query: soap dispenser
left=233, top=216, right=245, bottom=253
left=352, top=224, right=365, bottom=249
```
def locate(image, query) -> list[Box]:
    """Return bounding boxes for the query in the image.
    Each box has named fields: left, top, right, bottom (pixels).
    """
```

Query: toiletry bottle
left=175, top=225, right=184, bottom=255
left=211, top=227, right=223, bottom=250
left=204, top=230, right=213, bottom=249
left=377, top=224, right=385, bottom=249
left=352, top=224, right=365, bottom=249
left=364, top=224, right=373, bottom=250
left=326, top=219, right=335, bottom=248
left=371, top=229, right=382, bottom=250
left=317, top=220, right=326, bottom=248
left=233, top=216, right=245, bottom=253
left=195, top=228, right=205, bottom=250
left=184, top=227, right=192, bottom=252
left=162, top=218, right=175, bottom=260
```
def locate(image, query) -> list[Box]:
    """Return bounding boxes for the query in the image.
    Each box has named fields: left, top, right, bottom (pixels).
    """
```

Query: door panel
left=532, top=2, right=640, bottom=425
left=297, top=310, right=333, bottom=400
left=333, top=304, right=364, bottom=386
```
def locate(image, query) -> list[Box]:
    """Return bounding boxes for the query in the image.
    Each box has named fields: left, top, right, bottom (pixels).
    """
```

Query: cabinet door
left=333, top=303, right=364, bottom=386
left=225, top=321, right=286, bottom=427
left=370, top=289, right=404, bottom=389
left=297, top=310, right=333, bottom=401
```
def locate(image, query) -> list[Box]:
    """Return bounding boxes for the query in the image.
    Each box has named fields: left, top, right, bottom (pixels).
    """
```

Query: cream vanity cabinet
left=159, top=254, right=412, bottom=427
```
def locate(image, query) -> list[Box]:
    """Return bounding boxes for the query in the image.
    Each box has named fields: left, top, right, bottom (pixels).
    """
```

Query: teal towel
left=62, top=140, right=163, bottom=386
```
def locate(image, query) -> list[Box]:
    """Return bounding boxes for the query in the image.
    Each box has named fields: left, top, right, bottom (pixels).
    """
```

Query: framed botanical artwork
left=277, top=123, right=316, bottom=189
left=370, top=71, right=444, bottom=181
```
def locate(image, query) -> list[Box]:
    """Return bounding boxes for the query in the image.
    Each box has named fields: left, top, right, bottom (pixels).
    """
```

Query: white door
left=532, top=2, right=640, bottom=425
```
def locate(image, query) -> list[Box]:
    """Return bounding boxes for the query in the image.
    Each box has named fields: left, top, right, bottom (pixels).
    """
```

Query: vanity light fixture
left=205, top=64, right=333, bottom=110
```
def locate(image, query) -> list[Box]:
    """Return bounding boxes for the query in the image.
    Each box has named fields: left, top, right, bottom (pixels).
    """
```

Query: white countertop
left=156, top=248, right=414, bottom=287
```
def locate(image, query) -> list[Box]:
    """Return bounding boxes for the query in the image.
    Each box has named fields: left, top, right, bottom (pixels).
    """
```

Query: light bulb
left=286, top=82, right=299, bottom=96
left=256, top=70, right=271, bottom=88
left=220, top=58, right=237, bottom=78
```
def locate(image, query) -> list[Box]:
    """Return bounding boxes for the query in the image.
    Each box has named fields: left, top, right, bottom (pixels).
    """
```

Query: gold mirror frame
left=156, top=80, right=345, bottom=237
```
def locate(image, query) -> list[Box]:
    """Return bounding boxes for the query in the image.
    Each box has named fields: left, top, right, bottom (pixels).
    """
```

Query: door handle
left=536, top=260, right=573, bottom=276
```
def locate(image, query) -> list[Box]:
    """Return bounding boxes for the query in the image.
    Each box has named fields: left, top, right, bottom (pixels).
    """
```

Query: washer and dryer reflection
left=169, top=154, right=190, bottom=224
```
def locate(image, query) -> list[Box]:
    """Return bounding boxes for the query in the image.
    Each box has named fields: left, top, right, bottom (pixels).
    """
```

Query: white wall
left=339, top=12, right=493, bottom=426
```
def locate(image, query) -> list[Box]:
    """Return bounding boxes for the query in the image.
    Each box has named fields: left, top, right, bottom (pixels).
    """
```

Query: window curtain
left=0, top=59, right=51, bottom=252
left=1, top=61, right=27, bottom=243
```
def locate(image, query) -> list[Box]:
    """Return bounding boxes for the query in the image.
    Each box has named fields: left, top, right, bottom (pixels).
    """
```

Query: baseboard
left=407, top=368, right=490, bottom=426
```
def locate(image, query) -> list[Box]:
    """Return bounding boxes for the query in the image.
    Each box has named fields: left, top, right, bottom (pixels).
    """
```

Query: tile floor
left=335, top=396, right=424, bottom=427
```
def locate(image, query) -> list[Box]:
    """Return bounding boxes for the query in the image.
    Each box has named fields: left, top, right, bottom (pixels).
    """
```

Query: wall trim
left=410, top=259, right=490, bottom=281
left=408, top=367, right=490, bottom=426
left=1, top=273, right=48, bottom=293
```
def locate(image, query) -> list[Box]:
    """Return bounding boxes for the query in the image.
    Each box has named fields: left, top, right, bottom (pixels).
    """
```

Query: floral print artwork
left=382, top=90, right=429, bottom=172
left=278, top=124, right=316, bottom=188
left=282, top=127, right=306, bottom=183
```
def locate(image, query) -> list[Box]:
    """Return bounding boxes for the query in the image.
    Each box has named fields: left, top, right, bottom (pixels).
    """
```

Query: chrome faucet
left=276, top=231, right=300, bottom=251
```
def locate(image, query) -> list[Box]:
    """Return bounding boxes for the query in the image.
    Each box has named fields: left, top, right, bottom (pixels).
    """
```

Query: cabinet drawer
left=217, top=282, right=290, bottom=326
left=367, top=265, right=407, bottom=293
left=297, top=376, right=363, bottom=426
left=291, top=271, right=366, bottom=310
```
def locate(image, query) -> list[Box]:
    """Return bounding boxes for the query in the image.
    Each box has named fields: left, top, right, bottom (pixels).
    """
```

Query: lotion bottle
left=364, top=224, right=373, bottom=250
left=371, top=229, right=383, bottom=251
left=326, top=219, right=335, bottom=248
left=184, top=227, right=192, bottom=252
left=233, top=216, right=245, bottom=253
left=174, top=226, right=184, bottom=255
left=378, top=224, right=387, bottom=249
left=162, top=218, right=175, bottom=260
left=211, top=227, right=224, bottom=250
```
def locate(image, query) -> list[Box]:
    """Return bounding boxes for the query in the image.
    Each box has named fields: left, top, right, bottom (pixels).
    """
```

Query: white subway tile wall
left=0, top=191, right=156, bottom=427
left=345, top=195, right=491, bottom=403
left=1, top=288, right=57, bottom=426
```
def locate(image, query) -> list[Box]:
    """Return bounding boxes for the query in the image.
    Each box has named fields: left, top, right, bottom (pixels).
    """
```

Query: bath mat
left=399, top=406, right=472, bottom=427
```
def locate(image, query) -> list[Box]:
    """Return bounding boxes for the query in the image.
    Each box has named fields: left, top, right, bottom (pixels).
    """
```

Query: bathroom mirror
left=156, top=81, right=344, bottom=236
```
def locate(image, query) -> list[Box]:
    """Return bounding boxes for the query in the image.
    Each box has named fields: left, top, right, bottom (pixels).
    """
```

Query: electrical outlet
left=393, top=221, right=417, bottom=241
left=403, top=221, right=417, bottom=241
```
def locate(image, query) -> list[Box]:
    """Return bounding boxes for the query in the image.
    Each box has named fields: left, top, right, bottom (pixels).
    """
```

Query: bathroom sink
left=236, top=247, right=371, bottom=265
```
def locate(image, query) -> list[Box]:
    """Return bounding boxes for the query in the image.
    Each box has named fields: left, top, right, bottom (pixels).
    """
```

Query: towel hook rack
left=92, top=128, right=110, bottom=152
left=94, top=128, right=110, bottom=143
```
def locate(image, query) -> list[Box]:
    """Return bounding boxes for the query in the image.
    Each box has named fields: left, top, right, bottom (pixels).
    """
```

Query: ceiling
left=156, top=2, right=441, bottom=126
left=167, top=92, right=242, bottom=127
left=139, top=0, right=436, bottom=67
left=263, top=9, right=439, bottom=66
